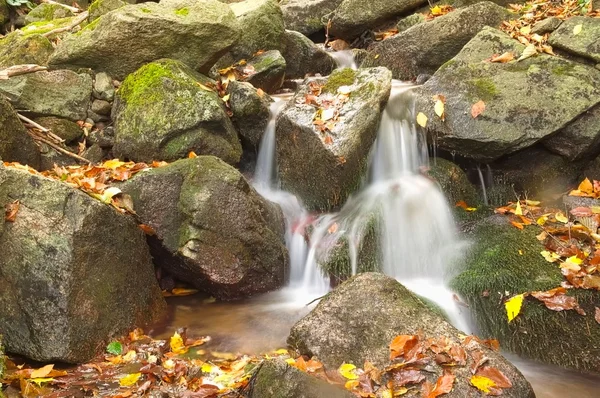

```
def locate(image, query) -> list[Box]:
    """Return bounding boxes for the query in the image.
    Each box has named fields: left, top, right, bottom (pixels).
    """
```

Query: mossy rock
left=243, top=50, right=286, bottom=93
left=20, top=17, right=78, bottom=38
left=33, top=116, right=83, bottom=144
left=280, top=0, right=343, bottom=36
left=229, top=0, right=285, bottom=59
left=0, top=97, right=41, bottom=169
left=428, top=157, right=480, bottom=207
left=0, top=335, right=5, bottom=380
left=0, top=0, right=9, bottom=26
left=24, top=3, right=74, bottom=24
left=88, top=0, right=129, bottom=22
left=113, top=59, right=242, bottom=164
left=548, top=16, right=600, bottom=64
left=0, top=32, right=54, bottom=68
left=452, top=215, right=600, bottom=373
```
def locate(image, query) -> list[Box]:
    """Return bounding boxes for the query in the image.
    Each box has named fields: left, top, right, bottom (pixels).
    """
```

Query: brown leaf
left=595, top=307, right=600, bottom=324
left=510, top=221, right=524, bottom=230
left=4, top=200, right=20, bottom=222
left=449, top=345, right=467, bottom=366
left=469, top=350, right=489, bottom=374
left=138, top=224, right=156, bottom=236
left=392, top=368, right=426, bottom=387
left=428, top=370, right=455, bottom=398
left=390, top=335, right=419, bottom=360
left=471, top=101, right=486, bottom=118
left=570, top=207, right=593, bottom=217
left=532, top=288, right=586, bottom=315
left=490, top=51, right=515, bottom=63
left=475, top=366, right=512, bottom=389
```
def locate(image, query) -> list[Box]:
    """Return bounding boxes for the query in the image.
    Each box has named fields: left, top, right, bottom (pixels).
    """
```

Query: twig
left=0, top=64, right=47, bottom=80
left=17, top=113, right=65, bottom=143
left=40, top=0, right=81, bottom=13
left=42, top=11, right=89, bottom=38
left=305, top=293, right=328, bottom=306
left=27, top=131, right=91, bottom=164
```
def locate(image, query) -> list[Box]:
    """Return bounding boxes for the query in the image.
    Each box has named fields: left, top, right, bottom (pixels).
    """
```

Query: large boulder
left=49, top=0, right=239, bottom=79
left=247, top=359, right=354, bottom=398
left=88, top=0, right=129, bottom=21
left=228, top=80, right=272, bottom=149
left=0, top=165, right=166, bottom=363
left=276, top=67, right=392, bottom=211
left=543, top=104, right=600, bottom=161
left=112, top=59, right=242, bottom=164
left=119, top=156, right=288, bottom=300
left=0, top=32, right=54, bottom=68
left=329, top=0, right=427, bottom=40
left=242, top=50, right=286, bottom=93
left=24, top=3, right=74, bottom=24
left=229, top=0, right=285, bottom=59
left=429, top=157, right=480, bottom=208
left=0, top=98, right=40, bottom=169
left=281, top=0, right=344, bottom=36
left=282, top=30, right=336, bottom=79
left=0, top=70, right=92, bottom=121
left=365, top=2, right=510, bottom=80
left=414, top=27, right=600, bottom=161
left=452, top=215, right=600, bottom=373
left=288, top=273, right=535, bottom=397
left=548, top=16, right=600, bottom=64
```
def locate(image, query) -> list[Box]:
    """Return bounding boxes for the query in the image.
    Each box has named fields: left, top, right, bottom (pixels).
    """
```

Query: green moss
left=452, top=218, right=600, bottom=372
left=174, top=7, right=189, bottom=16
left=20, top=17, right=75, bottom=37
left=552, top=64, right=576, bottom=76
left=323, top=68, right=356, bottom=93
left=438, top=59, right=457, bottom=72
left=141, top=7, right=151, bottom=13
left=305, top=16, right=323, bottom=30
left=79, top=17, right=100, bottom=34
left=468, top=77, right=498, bottom=102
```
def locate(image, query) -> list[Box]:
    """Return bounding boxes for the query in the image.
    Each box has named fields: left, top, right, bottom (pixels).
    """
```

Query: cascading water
left=329, top=50, right=358, bottom=70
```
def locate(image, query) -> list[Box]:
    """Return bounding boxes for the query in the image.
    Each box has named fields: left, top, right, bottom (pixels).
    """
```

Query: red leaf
left=532, top=288, right=586, bottom=315
left=392, top=368, right=425, bottom=387
left=4, top=200, right=20, bottom=222
left=471, top=101, right=486, bottom=118
left=510, top=221, right=524, bottom=230
left=475, top=366, right=512, bottom=389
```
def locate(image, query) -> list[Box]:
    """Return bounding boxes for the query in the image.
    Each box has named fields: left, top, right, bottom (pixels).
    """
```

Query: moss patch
left=452, top=217, right=600, bottom=372
left=174, top=7, right=189, bottom=17
left=21, top=17, right=75, bottom=37
left=323, top=68, right=356, bottom=93
left=468, top=77, right=498, bottom=102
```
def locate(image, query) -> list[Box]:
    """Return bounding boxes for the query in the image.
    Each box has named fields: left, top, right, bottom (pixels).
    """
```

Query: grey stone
left=543, top=104, right=600, bottom=161
left=281, top=0, right=343, bottom=36
left=88, top=126, right=115, bottom=149
left=88, top=0, right=128, bottom=21
left=91, top=99, right=112, bottom=115
left=229, top=0, right=285, bottom=59
left=531, top=16, right=562, bottom=35
left=0, top=165, right=166, bottom=363
left=228, top=80, right=272, bottom=148
left=0, top=32, right=54, bottom=68
left=243, top=50, right=286, bottom=93
left=0, top=70, right=92, bottom=121
left=112, top=59, right=242, bottom=164
left=83, top=143, right=106, bottom=163
left=120, top=156, right=288, bottom=300
left=414, top=27, right=600, bottom=161
left=549, top=16, right=600, bottom=63
left=0, top=97, right=40, bottom=169
left=396, top=12, right=425, bottom=33
left=282, top=30, right=336, bottom=79
left=93, top=72, right=115, bottom=101
left=33, top=116, right=83, bottom=144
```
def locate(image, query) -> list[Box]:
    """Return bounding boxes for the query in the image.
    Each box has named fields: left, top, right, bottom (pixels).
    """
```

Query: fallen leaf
left=188, top=151, right=197, bottom=158
left=339, top=363, right=359, bottom=380
left=515, top=201, right=523, bottom=215
left=416, top=112, right=428, bottom=128
left=471, top=375, right=496, bottom=393
left=475, top=366, right=512, bottom=388
left=4, top=200, right=20, bottom=222
left=106, top=341, right=123, bottom=355
left=471, top=101, right=485, bottom=118
left=119, top=373, right=141, bottom=387
left=541, top=250, right=560, bottom=262
left=428, top=371, right=455, bottom=398
left=138, top=224, right=156, bottom=236
left=555, top=212, right=568, bottom=223
left=531, top=287, right=586, bottom=315
left=595, top=307, right=600, bottom=324
left=573, top=24, right=583, bottom=35
left=578, top=178, right=594, bottom=194
left=390, top=335, right=419, bottom=360
left=505, top=294, right=525, bottom=323
left=434, top=98, right=445, bottom=121
left=30, top=364, right=54, bottom=379
left=518, top=44, right=537, bottom=61
left=490, top=52, right=514, bottom=63
left=510, top=221, right=524, bottom=230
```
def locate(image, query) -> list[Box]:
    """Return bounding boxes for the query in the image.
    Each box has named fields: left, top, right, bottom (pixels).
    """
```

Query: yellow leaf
left=573, top=24, right=582, bottom=35
left=30, top=364, right=54, bottom=379
left=274, top=348, right=288, bottom=355
left=99, top=187, right=122, bottom=203
left=541, top=250, right=560, bottom=263
left=537, top=213, right=550, bottom=225
left=519, top=25, right=531, bottom=35
left=102, top=159, right=126, bottom=169
left=338, top=363, right=358, bottom=380
left=374, top=54, right=380, bottom=59
left=170, top=332, right=186, bottom=354
left=515, top=201, right=523, bottom=215
left=505, top=294, right=524, bottom=323
left=345, top=380, right=359, bottom=390
left=119, top=373, right=141, bottom=387
left=518, top=44, right=537, bottom=61
left=285, top=358, right=296, bottom=366
left=201, top=362, right=219, bottom=373
left=122, top=350, right=137, bottom=362
left=518, top=249, right=524, bottom=255
left=591, top=206, right=600, bottom=214
left=525, top=200, right=540, bottom=206
left=578, top=178, right=593, bottom=194
left=555, top=212, right=568, bottom=223
left=565, top=255, right=583, bottom=265
left=416, top=112, right=428, bottom=128
left=471, top=375, right=496, bottom=393
left=434, top=99, right=445, bottom=120
left=394, top=387, right=409, bottom=396
left=30, top=377, right=54, bottom=386
left=196, top=82, right=213, bottom=91
left=221, top=94, right=230, bottom=102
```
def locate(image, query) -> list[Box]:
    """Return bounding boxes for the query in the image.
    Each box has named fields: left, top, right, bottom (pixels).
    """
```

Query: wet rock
left=0, top=97, right=40, bottom=169
left=330, top=0, right=427, bottom=40
left=531, top=16, right=562, bottom=35
left=120, top=156, right=288, bottom=300
left=414, top=27, right=600, bottom=161
left=49, top=0, right=239, bottom=79
left=0, top=165, right=166, bottom=363
left=228, top=80, right=272, bottom=149
left=33, top=116, right=83, bottom=144
left=0, top=32, right=54, bottom=68
left=229, top=0, right=285, bottom=59
left=453, top=215, right=600, bottom=373
left=88, top=126, right=115, bottom=149
left=282, top=30, right=336, bottom=79
left=289, top=273, right=535, bottom=397
left=82, top=143, right=106, bottom=163
left=247, top=359, right=354, bottom=398
left=396, top=13, right=425, bottom=33
left=243, top=50, right=286, bottom=93
left=281, top=0, right=343, bottom=36
left=112, top=59, right=242, bottom=164
left=24, top=3, right=74, bottom=24
left=276, top=67, right=392, bottom=211
left=88, top=0, right=129, bottom=21
left=91, top=99, right=112, bottom=116
left=366, top=2, right=510, bottom=80
left=543, top=104, right=600, bottom=161
left=548, top=16, right=600, bottom=63
left=93, top=72, right=115, bottom=101
left=428, top=158, right=480, bottom=207
left=0, top=70, right=92, bottom=121
left=38, top=144, right=78, bottom=171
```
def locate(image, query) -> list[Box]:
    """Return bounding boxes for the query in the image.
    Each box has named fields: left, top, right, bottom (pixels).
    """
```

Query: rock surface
left=288, top=273, right=536, bottom=397
left=543, top=104, right=600, bottom=161
left=366, top=2, right=510, bottom=80
left=88, top=0, right=128, bottom=21
left=246, top=359, right=354, bottom=398
left=414, top=27, right=600, bottom=161
left=329, top=0, right=427, bottom=40
left=281, top=0, right=343, bottom=36
left=429, top=157, right=480, bottom=207
left=49, top=0, right=239, bottom=79
left=228, top=80, right=272, bottom=148
left=0, top=165, right=166, bottom=363
left=242, top=50, right=286, bottom=93
left=453, top=215, right=600, bottom=373
left=549, top=16, right=600, bottom=63
left=0, top=70, right=92, bottom=121
left=229, top=0, right=285, bottom=59
left=282, top=30, right=336, bottom=79
left=276, top=67, right=392, bottom=210
left=112, top=59, right=242, bottom=164
left=0, top=32, right=54, bottom=68
left=120, top=156, right=288, bottom=300
left=0, top=98, right=41, bottom=169
left=34, top=116, right=83, bottom=144
left=24, top=3, right=74, bottom=24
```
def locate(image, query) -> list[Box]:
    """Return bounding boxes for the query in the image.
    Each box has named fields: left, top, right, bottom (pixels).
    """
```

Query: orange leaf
left=4, top=200, right=20, bottom=222
left=578, top=178, right=594, bottom=194
left=428, top=370, right=455, bottom=398
left=471, top=101, right=485, bottom=118
left=188, top=151, right=198, bottom=159
left=490, top=52, right=515, bottom=63
left=510, top=221, right=524, bottom=230
left=138, top=224, right=156, bottom=236
left=475, top=366, right=512, bottom=389
left=390, top=335, right=419, bottom=360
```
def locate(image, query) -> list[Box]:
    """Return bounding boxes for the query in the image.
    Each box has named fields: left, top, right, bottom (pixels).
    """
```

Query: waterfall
left=329, top=50, right=357, bottom=70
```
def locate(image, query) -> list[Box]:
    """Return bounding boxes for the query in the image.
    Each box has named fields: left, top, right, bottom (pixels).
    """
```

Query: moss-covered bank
left=452, top=215, right=600, bottom=373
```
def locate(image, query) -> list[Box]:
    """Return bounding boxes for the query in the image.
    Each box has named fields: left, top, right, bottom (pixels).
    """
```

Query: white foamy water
left=330, top=50, right=357, bottom=70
